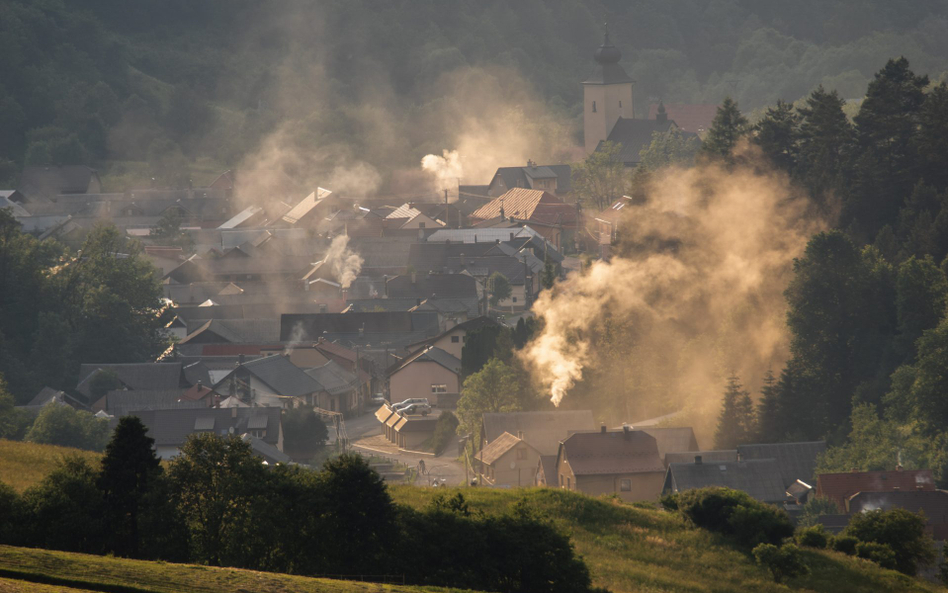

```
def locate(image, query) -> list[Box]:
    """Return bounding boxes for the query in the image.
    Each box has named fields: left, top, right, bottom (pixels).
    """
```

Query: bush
left=428, top=410, right=459, bottom=455
left=25, top=404, right=110, bottom=451
left=844, top=508, right=936, bottom=575
left=831, top=534, right=859, bottom=555
left=796, top=524, right=828, bottom=548
left=675, top=487, right=794, bottom=548
left=0, top=481, right=21, bottom=544
left=753, top=543, right=810, bottom=583
left=856, top=541, right=898, bottom=570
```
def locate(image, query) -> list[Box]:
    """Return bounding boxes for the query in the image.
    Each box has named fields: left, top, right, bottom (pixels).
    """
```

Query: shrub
left=753, top=543, right=810, bottom=583
left=428, top=411, right=459, bottom=455
left=831, top=534, right=858, bottom=555
left=25, top=404, right=110, bottom=451
left=856, top=541, right=897, bottom=570
left=796, top=524, right=828, bottom=548
left=844, top=508, right=936, bottom=575
left=797, top=495, right=841, bottom=527
left=0, top=481, right=21, bottom=544
left=675, top=487, right=794, bottom=548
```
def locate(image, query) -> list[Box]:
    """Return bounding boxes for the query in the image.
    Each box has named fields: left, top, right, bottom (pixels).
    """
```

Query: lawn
left=0, top=546, right=472, bottom=593
left=0, top=440, right=101, bottom=493
left=390, top=486, right=944, bottom=593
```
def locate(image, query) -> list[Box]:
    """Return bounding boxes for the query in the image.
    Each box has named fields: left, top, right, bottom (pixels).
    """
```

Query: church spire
left=594, top=22, right=622, bottom=65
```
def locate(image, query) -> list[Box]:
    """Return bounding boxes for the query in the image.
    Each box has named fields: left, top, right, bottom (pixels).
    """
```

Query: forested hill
left=3, top=0, right=948, bottom=188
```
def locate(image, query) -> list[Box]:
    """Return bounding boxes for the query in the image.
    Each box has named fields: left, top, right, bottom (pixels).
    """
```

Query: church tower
left=583, top=25, right=635, bottom=154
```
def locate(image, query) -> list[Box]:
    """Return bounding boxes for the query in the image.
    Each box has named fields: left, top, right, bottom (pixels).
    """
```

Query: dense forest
left=4, top=0, right=948, bottom=188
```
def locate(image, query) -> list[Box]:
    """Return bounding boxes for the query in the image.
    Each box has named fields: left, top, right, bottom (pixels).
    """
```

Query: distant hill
left=3, top=0, right=948, bottom=189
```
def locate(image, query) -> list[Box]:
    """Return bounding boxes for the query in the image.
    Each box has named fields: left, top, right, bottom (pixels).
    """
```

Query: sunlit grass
left=389, top=486, right=943, bottom=593
left=0, top=440, right=102, bottom=493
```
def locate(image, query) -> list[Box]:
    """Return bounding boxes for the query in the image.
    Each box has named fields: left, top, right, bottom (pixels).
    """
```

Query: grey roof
left=343, top=298, right=424, bottom=312
left=409, top=296, right=481, bottom=318
left=559, top=430, right=665, bottom=476
left=180, top=318, right=281, bottom=344
left=305, top=360, right=357, bottom=395
left=182, top=361, right=212, bottom=387
left=633, top=427, right=700, bottom=458
left=107, top=390, right=207, bottom=417
left=491, top=164, right=572, bottom=194
left=76, top=363, right=184, bottom=398
left=482, top=410, right=596, bottom=456
left=241, top=434, right=291, bottom=464
left=218, top=355, right=323, bottom=398
left=597, top=118, right=681, bottom=165
left=19, top=166, right=99, bottom=197
left=426, top=227, right=557, bottom=251
left=737, top=441, right=826, bottom=488
left=406, top=316, right=502, bottom=351
left=664, top=458, right=788, bottom=503
left=385, top=273, right=479, bottom=300
left=25, top=387, right=68, bottom=407
left=347, top=236, right=415, bottom=272
left=390, top=346, right=461, bottom=376
left=664, top=450, right=738, bottom=468
left=132, top=406, right=281, bottom=447
left=280, top=311, right=441, bottom=341
left=0, top=196, right=29, bottom=217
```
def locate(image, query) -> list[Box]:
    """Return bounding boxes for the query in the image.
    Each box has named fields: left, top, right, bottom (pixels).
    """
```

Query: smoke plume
left=521, top=148, right=824, bottom=430
left=421, top=150, right=464, bottom=192
left=323, top=235, right=363, bottom=289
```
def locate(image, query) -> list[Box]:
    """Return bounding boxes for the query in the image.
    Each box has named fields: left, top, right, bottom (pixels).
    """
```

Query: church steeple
left=583, top=25, right=635, bottom=154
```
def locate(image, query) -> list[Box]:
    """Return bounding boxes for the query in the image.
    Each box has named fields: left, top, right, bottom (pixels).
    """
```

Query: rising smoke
left=322, top=234, right=363, bottom=289
left=521, top=147, right=825, bottom=431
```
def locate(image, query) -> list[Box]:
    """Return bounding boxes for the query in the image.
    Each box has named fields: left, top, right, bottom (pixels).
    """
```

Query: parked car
left=400, top=403, right=432, bottom=416
left=392, top=397, right=429, bottom=410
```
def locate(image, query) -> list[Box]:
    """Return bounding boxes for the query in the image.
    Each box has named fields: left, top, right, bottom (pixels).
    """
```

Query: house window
left=517, top=448, right=527, bottom=460
left=512, top=297, right=518, bottom=303
left=250, top=429, right=266, bottom=438
left=592, top=101, right=597, bottom=113
left=419, top=222, right=426, bottom=229
left=451, top=335, right=460, bottom=343
left=619, top=100, right=622, bottom=108
left=567, top=477, right=571, bottom=489
left=619, top=479, right=632, bottom=492
left=431, top=384, right=447, bottom=393
left=559, top=475, right=564, bottom=487
left=462, top=336, right=466, bottom=342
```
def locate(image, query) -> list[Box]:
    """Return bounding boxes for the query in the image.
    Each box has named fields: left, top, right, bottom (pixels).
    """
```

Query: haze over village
left=4, top=2, right=948, bottom=591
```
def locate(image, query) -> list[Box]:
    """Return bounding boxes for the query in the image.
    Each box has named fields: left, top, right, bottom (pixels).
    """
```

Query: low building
left=816, top=468, right=936, bottom=512
left=633, top=427, right=699, bottom=459
left=132, top=406, right=283, bottom=459
left=555, top=426, right=666, bottom=502
left=388, top=346, right=461, bottom=407
left=662, top=456, right=788, bottom=504
left=663, top=450, right=737, bottom=468
left=475, top=431, right=541, bottom=487
left=374, top=403, right=439, bottom=450
left=737, top=441, right=826, bottom=490
left=848, top=490, right=948, bottom=540
left=480, top=410, right=596, bottom=456
left=211, top=355, right=322, bottom=408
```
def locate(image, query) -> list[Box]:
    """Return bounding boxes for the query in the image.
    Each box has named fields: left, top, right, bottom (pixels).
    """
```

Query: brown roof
left=482, top=410, right=596, bottom=456
left=476, top=431, right=538, bottom=466
left=817, top=469, right=936, bottom=510
left=281, top=187, right=332, bottom=225
left=647, top=103, right=719, bottom=134
left=470, top=188, right=578, bottom=226
left=559, top=429, right=665, bottom=476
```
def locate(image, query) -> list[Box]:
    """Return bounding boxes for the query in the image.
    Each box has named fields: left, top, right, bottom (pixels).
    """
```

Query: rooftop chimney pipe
left=600, top=425, right=607, bottom=434
left=695, top=455, right=702, bottom=465
left=622, top=425, right=630, bottom=440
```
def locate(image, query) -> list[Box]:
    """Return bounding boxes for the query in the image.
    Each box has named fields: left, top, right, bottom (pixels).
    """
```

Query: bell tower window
left=592, top=101, right=597, bottom=113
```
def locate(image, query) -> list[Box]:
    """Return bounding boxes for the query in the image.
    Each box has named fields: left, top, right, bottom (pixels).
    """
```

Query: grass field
left=390, top=486, right=944, bottom=593
left=0, top=546, right=471, bottom=593
left=0, top=440, right=101, bottom=493
left=1, top=440, right=944, bottom=592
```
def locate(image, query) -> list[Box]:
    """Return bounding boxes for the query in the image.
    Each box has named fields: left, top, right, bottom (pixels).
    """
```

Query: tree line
left=707, top=58, right=948, bottom=482
left=0, top=417, right=596, bottom=593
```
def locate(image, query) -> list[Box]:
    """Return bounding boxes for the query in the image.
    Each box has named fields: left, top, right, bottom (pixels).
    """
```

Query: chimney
left=196, top=380, right=203, bottom=390
left=695, top=455, right=702, bottom=465
left=622, top=425, right=630, bottom=440
left=517, top=430, right=524, bottom=440
left=600, top=425, right=607, bottom=434
left=460, top=252, right=465, bottom=267
left=238, top=353, right=245, bottom=365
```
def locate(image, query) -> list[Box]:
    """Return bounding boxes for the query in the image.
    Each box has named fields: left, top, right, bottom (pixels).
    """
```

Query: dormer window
left=592, top=101, right=597, bottom=113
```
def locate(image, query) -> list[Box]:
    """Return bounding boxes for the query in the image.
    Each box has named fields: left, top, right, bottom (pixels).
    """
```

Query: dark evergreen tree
left=914, top=82, right=948, bottom=190
left=461, top=325, right=505, bottom=377
left=796, top=86, right=853, bottom=209
left=894, top=255, right=948, bottom=362
left=752, top=100, right=798, bottom=173
left=700, top=97, right=749, bottom=163
left=847, top=58, right=929, bottom=235
left=755, top=369, right=779, bottom=443
left=714, top=375, right=754, bottom=449
left=98, top=416, right=162, bottom=558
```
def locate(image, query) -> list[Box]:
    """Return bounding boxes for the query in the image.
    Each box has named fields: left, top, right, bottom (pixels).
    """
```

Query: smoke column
left=323, top=235, right=363, bottom=289
left=521, top=149, right=824, bottom=421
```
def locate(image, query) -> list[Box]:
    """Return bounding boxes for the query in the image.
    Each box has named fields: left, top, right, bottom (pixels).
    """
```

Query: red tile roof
left=470, top=189, right=579, bottom=227
left=647, top=104, right=719, bottom=134
left=817, top=469, right=936, bottom=511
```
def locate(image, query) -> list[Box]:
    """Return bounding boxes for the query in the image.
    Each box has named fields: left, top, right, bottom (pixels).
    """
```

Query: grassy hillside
left=391, top=486, right=943, bottom=593
left=0, top=546, right=470, bottom=593
left=0, top=440, right=101, bottom=493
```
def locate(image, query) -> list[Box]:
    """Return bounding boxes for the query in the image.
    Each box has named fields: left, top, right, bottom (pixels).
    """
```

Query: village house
left=405, top=316, right=502, bottom=360
left=468, top=188, right=580, bottom=252
left=737, top=441, right=826, bottom=490
left=555, top=426, right=667, bottom=502
left=387, top=346, right=461, bottom=407
left=663, top=455, right=789, bottom=504
left=211, top=354, right=322, bottom=408
left=475, top=431, right=542, bottom=487
left=816, top=468, right=936, bottom=512
left=633, top=426, right=700, bottom=459
left=132, top=406, right=283, bottom=459
left=374, top=403, right=440, bottom=450
left=480, top=410, right=596, bottom=457
left=847, top=490, right=948, bottom=540
left=485, top=162, right=572, bottom=198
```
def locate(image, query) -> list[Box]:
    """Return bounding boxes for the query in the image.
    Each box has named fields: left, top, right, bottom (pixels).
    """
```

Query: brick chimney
left=695, top=455, right=703, bottom=465
left=600, top=425, right=607, bottom=434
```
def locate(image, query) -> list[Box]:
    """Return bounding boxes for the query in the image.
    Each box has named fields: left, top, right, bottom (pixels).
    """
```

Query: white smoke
left=421, top=149, right=464, bottom=193
left=323, top=235, right=363, bottom=289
